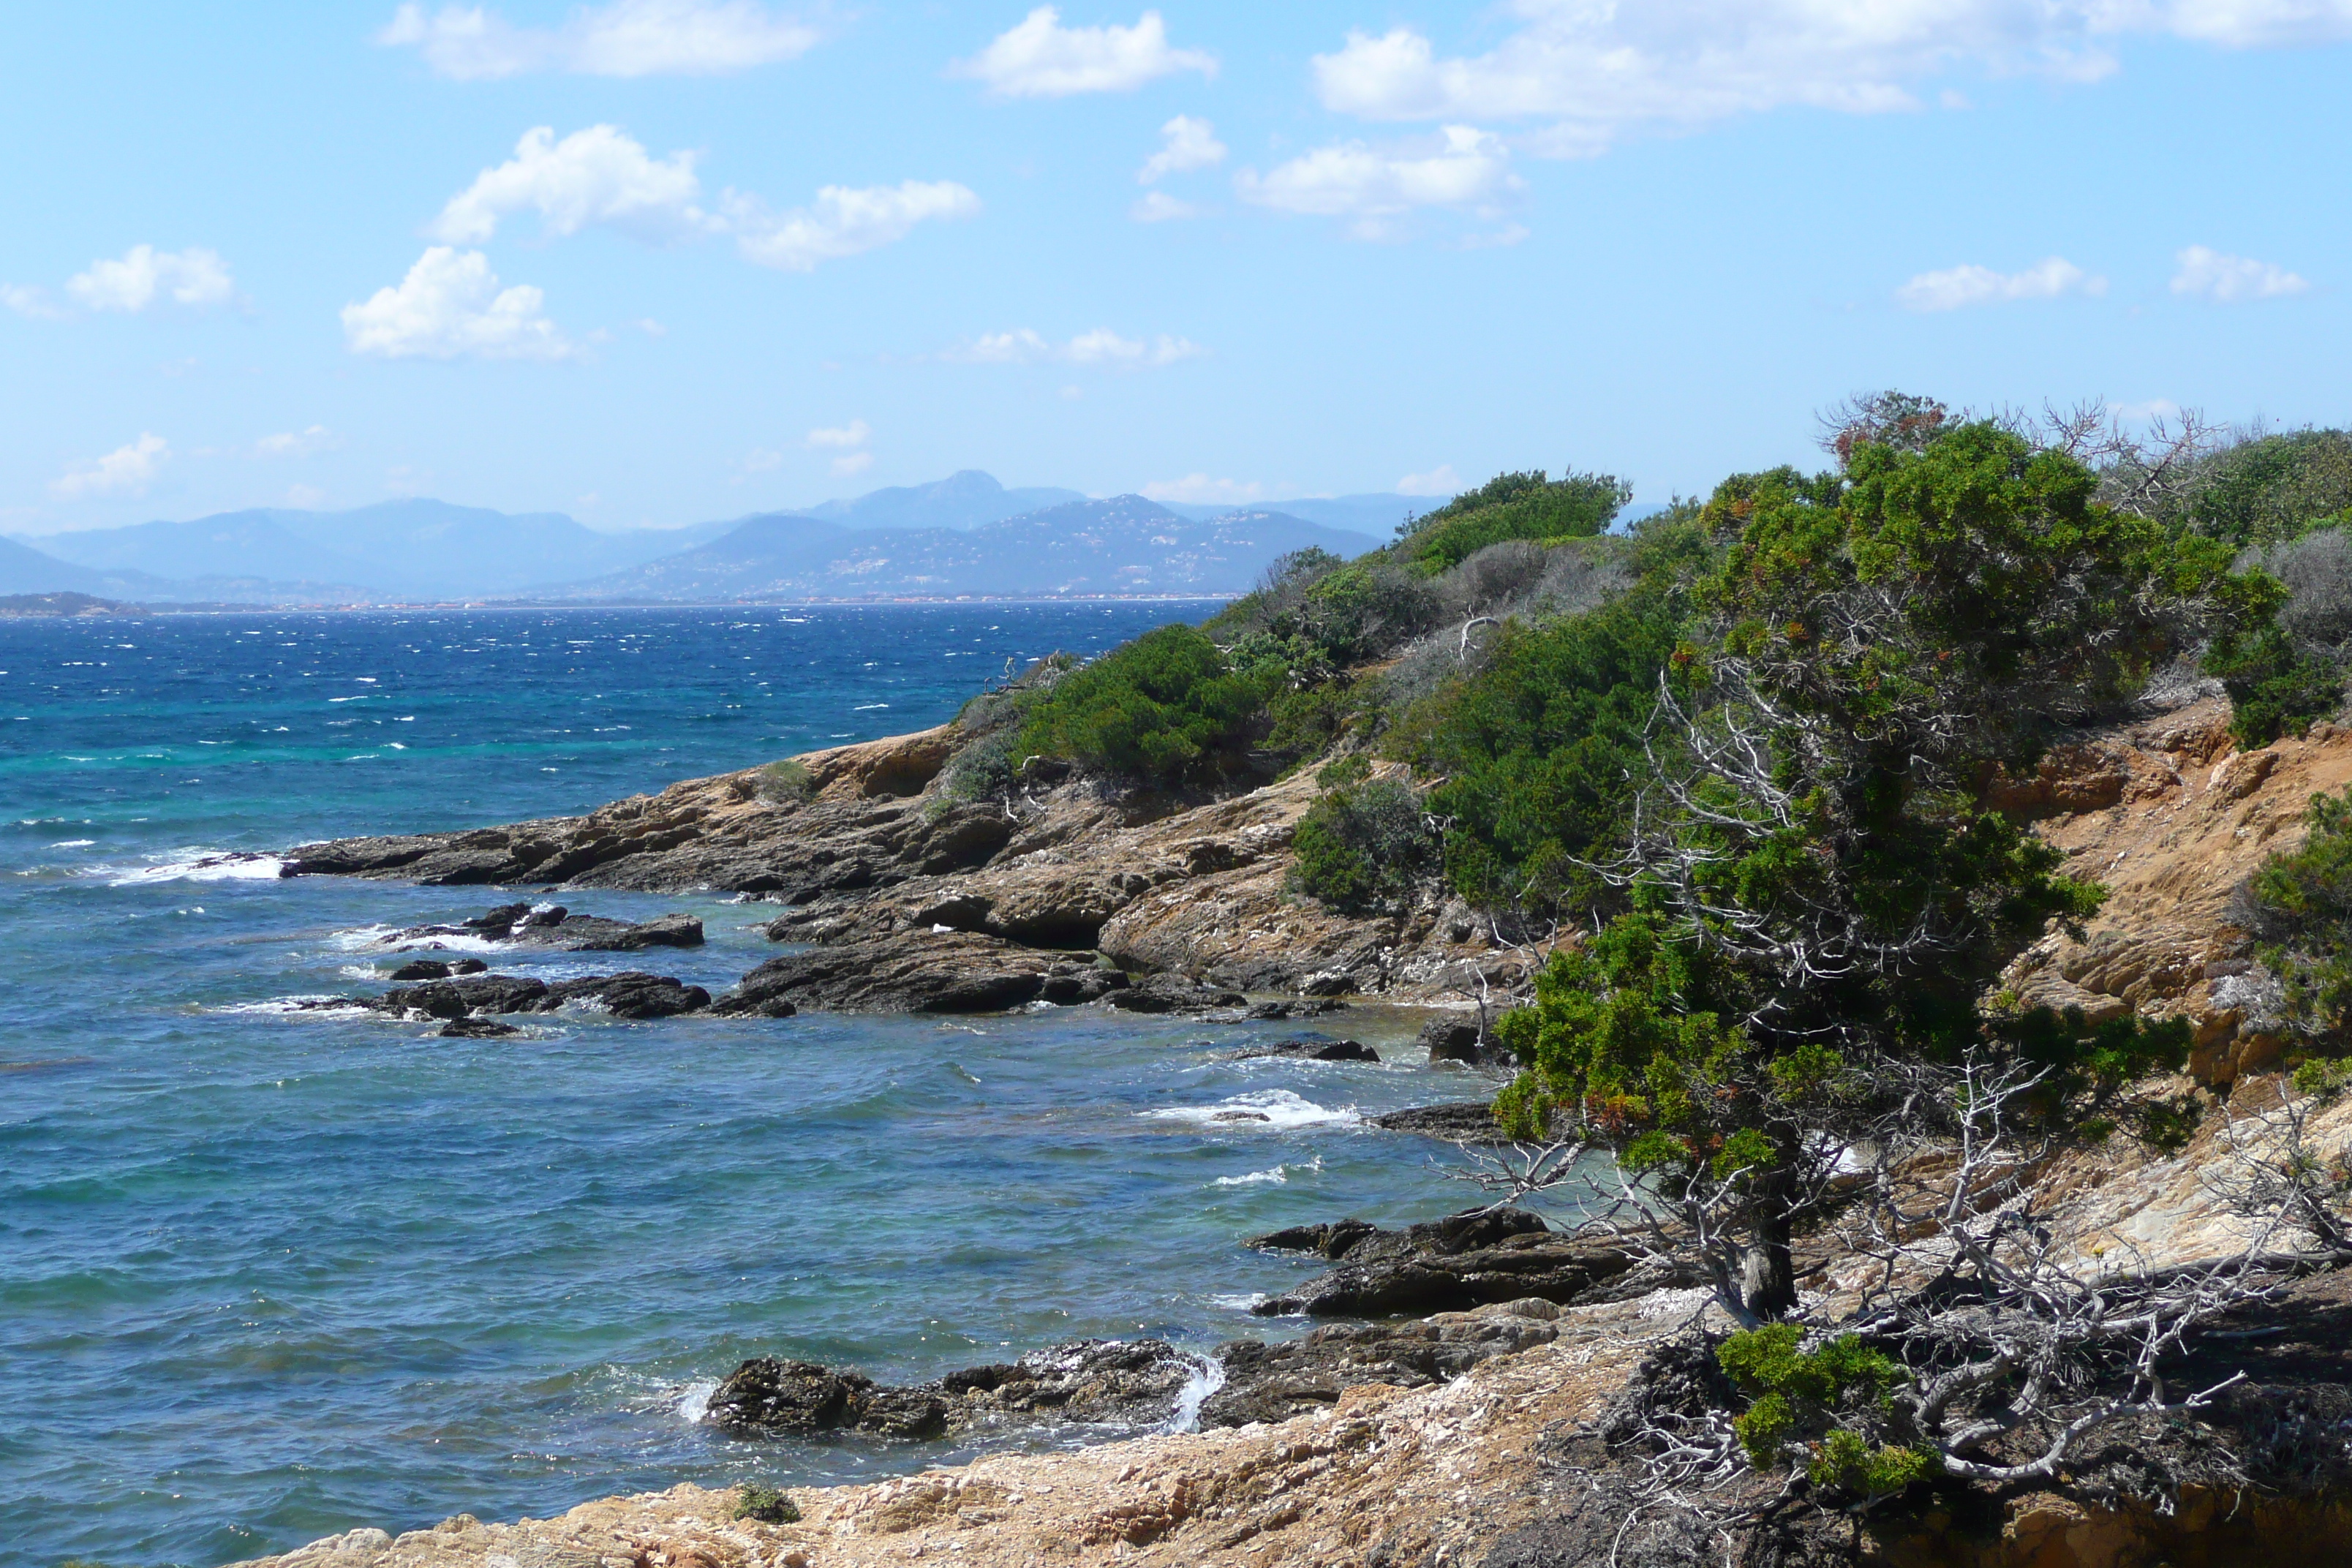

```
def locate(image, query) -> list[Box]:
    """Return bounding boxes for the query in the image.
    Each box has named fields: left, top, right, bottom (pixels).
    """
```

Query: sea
left=0, top=605, right=1509, bottom=1568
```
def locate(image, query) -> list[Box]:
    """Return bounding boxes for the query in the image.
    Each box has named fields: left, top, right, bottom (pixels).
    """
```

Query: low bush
left=2206, top=622, right=2342, bottom=748
left=2248, top=783, right=2352, bottom=1036
left=1396, top=469, right=1632, bottom=572
left=2266, top=524, right=2352, bottom=651
left=2184, top=429, right=2352, bottom=548
left=1289, top=761, right=1433, bottom=912
left=1017, top=623, right=1282, bottom=786
left=734, top=1482, right=801, bottom=1524
left=755, top=758, right=812, bottom=804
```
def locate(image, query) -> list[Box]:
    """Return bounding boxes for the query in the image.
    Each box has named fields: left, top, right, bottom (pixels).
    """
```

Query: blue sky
left=4, top=1, right=2348, bottom=535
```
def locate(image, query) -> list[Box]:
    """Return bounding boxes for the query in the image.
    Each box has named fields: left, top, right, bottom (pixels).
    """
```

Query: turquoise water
left=0, top=607, right=1496, bottom=1567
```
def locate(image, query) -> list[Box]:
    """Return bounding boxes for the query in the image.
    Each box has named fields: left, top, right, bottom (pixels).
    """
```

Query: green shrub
left=1289, top=773, right=1433, bottom=912
left=1398, top=469, right=1632, bottom=572
left=756, top=757, right=812, bottom=804
left=2184, top=429, right=2352, bottom=548
left=2206, top=622, right=2342, bottom=747
left=734, top=1482, right=800, bottom=1524
left=2250, top=785, right=2352, bottom=1034
left=1715, top=1326, right=1931, bottom=1498
left=1018, top=624, right=1282, bottom=786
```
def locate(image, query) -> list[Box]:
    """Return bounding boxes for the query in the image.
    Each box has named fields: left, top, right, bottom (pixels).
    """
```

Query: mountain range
left=1, top=472, right=1399, bottom=605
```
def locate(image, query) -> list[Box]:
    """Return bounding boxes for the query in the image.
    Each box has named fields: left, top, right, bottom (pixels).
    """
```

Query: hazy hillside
left=26, top=500, right=730, bottom=603
left=554, top=497, right=1382, bottom=600
left=800, top=470, right=1086, bottom=530
left=0, top=536, right=117, bottom=597
left=1160, top=494, right=1424, bottom=538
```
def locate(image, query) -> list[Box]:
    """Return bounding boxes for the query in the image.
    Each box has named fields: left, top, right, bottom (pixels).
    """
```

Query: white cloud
left=831, top=451, right=875, bottom=478
left=1142, top=474, right=1265, bottom=505
left=2171, top=244, right=2310, bottom=301
left=431, top=125, right=715, bottom=244
left=951, top=6, right=1215, bottom=97
left=51, top=434, right=170, bottom=500
left=376, top=0, right=818, bottom=80
left=1139, top=115, right=1226, bottom=183
left=341, top=247, right=574, bottom=360
left=1308, top=3, right=2352, bottom=155
left=729, top=181, right=981, bottom=271
left=255, top=425, right=337, bottom=458
left=285, top=483, right=329, bottom=508
left=66, top=245, right=235, bottom=313
left=806, top=418, right=870, bottom=449
left=1235, top=126, right=1517, bottom=234
left=947, top=327, right=1202, bottom=367
left=1, top=283, right=67, bottom=320
left=1397, top=463, right=1460, bottom=497
left=1130, top=192, right=1199, bottom=222
left=1895, top=256, right=2106, bottom=311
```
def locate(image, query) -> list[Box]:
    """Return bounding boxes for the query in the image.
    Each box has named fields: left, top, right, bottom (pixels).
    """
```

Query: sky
left=3, top=1, right=2348, bottom=536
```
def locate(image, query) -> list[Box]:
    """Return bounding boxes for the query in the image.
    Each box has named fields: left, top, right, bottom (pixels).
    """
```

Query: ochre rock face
left=1999, top=698, right=2352, bottom=1090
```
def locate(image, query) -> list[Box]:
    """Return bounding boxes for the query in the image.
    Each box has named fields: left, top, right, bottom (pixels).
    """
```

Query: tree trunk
left=1743, top=1167, right=1800, bottom=1320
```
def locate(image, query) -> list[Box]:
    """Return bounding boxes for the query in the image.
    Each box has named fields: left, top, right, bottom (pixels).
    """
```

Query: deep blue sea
left=0, top=606, right=1504, bottom=1568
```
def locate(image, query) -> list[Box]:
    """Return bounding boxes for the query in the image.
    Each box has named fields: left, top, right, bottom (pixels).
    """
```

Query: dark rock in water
left=389, top=957, right=490, bottom=981
left=1418, top=1017, right=1511, bottom=1067
left=285, top=996, right=376, bottom=1014
left=382, top=905, right=704, bottom=954
left=1229, top=1036, right=1379, bottom=1063
left=712, top=930, right=1119, bottom=1015
left=438, top=1017, right=519, bottom=1038
left=1250, top=1207, right=1667, bottom=1317
left=704, top=1339, right=1195, bottom=1441
left=1247, top=1218, right=1381, bottom=1259
left=1245, top=999, right=1352, bottom=1020
left=541, top=972, right=712, bottom=1020
left=1107, top=974, right=1246, bottom=1014
left=382, top=974, right=551, bottom=1019
left=1372, top=1102, right=1509, bottom=1144
left=1204, top=1305, right=1564, bottom=1428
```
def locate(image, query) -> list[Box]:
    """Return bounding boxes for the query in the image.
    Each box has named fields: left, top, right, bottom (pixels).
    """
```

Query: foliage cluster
left=1014, top=623, right=1284, bottom=788
left=755, top=757, right=811, bottom=804
left=734, top=1482, right=800, bottom=1524
left=1287, top=755, right=1435, bottom=912
left=1716, top=1325, right=1934, bottom=1497
left=2249, top=783, right=2352, bottom=1037
left=1394, top=468, right=1632, bottom=572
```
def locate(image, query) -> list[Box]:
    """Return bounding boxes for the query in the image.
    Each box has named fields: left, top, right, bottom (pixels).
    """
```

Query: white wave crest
left=1212, top=1153, right=1322, bottom=1187
left=1166, top=1352, right=1226, bottom=1434
left=107, top=851, right=286, bottom=887
left=1142, top=1090, right=1360, bottom=1132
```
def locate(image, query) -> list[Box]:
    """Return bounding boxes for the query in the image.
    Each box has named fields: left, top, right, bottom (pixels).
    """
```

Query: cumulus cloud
left=66, top=245, right=235, bottom=312
left=1139, top=115, right=1226, bottom=183
left=951, top=7, right=1215, bottom=97
left=1, top=283, right=67, bottom=319
left=255, top=426, right=337, bottom=458
left=829, top=451, right=874, bottom=478
left=376, top=0, right=818, bottom=80
left=946, top=327, right=1202, bottom=367
left=729, top=181, right=981, bottom=271
left=2171, top=244, right=2310, bottom=301
left=1308, top=2, right=2352, bottom=155
left=52, top=433, right=170, bottom=499
left=1397, top=464, right=1460, bottom=497
left=431, top=125, right=715, bottom=244
left=1234, top=126, right=1517, bottom=234
left=1896, top=256, right=2106, bottom=311
left=1141, top=474, right=1266, bottom=505
left=806, top=418, right=870, bottom=449
left=341, top=247, right=573, bottom=360
left=1130, top=191, right=1199, bottom=222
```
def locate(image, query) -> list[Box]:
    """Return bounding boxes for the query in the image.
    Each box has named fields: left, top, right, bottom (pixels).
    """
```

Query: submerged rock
left=1227, top=1036, right=1380, bottom=1063
left=437, top=1017, right=519, bottom=1039
left=378, top=970, right=712, bottom=1020
left=540, top=972, right=712, bottom=1019
left=379, top=904, right=704, bottom=954
left=382, top=974, right=551, bottom=1019
left=388, top=957, right=490, bottom=981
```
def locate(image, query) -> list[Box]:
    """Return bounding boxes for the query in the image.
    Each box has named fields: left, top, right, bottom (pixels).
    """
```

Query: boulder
left=388, top=957, right=489, bottom=981
left=540, top=973, right=712, bottom=1019
left=702, top=1359, right=949, bottom=1440
left=1107, top=974, right=1247, bottom=1014
left=437, top=1017, right=519, bottom=1039
left=1418, top=1017, right=1511, bottom=1066
left=382, top=975, right=551, bottom=1019
left=380, top=905, right=704, bottom=953
left=704, top=1340, right=1195, bottom=1441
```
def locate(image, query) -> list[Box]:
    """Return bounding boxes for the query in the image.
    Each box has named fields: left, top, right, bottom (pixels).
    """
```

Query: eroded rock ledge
left=282, top=725, right=1524, bottom=1006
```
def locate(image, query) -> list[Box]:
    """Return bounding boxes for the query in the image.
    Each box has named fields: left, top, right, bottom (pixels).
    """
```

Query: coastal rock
left=1227, top=1036, right=1380, bottom=1063
left=1104, top=973, right=1245, bottom=1015
left=1417, top=1016, right=1514, bottom=1067
left=705, top=1340, right=1196, bottom=1441
left=382, top=975, right=551, bottom=1019
left=388, top=957, right=489, bottom=981
left=1244, top=998, right=1352, bottom=1019
left=1248, top=1207, right=1661, bottom=1317
left=1202, top=1301, right=1564, bottom=1428
left=437, top=1018, right=519, bottom=1039
left=377, top=905, right=704, bottom=954
left=540, top=973, right=712, bottom=1019
left=712, top=932, right=1125, bottom=1016
left=1372, top=1101, right=1511, bottom=1144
